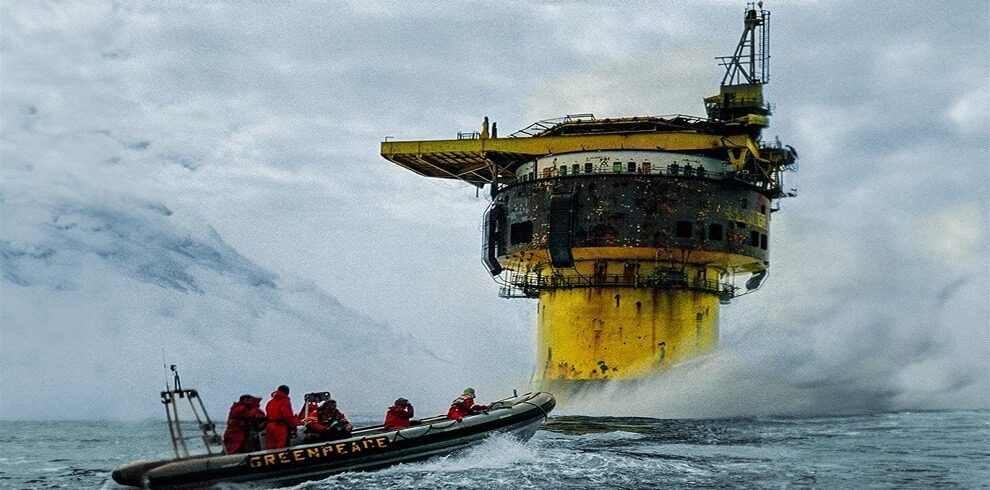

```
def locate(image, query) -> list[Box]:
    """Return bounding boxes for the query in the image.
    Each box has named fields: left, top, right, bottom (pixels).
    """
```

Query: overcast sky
left=2, top=0, right=988, bottom=417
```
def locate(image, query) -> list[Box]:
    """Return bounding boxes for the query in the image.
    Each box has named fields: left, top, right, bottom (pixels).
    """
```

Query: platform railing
left=502, top=164, right=781, bottom=194
left=498, top=270, right=736, bottom=299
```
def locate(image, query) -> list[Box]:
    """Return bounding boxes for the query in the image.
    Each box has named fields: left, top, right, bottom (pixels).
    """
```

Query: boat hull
left=112, top=391, right=554, bottom=489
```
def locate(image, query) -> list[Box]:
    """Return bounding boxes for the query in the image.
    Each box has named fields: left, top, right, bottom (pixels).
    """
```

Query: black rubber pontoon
left=112, top=391, right=555, bottom=489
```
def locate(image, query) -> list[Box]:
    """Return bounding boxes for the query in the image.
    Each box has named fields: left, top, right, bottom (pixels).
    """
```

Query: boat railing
left=162, top=388, right=221, bottom=458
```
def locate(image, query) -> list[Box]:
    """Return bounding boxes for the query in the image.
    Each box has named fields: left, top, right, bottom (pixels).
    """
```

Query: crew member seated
left=384, top=397, right=419, bottom=430
left=447, top=388, right=488, bottom=420
left=222, top=394, right=266, bottom=454
left=302, top=399, right=353, bottom=443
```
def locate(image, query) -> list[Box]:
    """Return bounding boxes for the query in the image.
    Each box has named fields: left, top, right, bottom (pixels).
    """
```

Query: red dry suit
left=384, top=402, right=415, bottom=430
left=304, top=404, right=353, bottom=442
left=447, top=394, right=488, bottom=420
left=264, top=391, right=299, bottom=449
left=222, top=396, right=266, bottom=454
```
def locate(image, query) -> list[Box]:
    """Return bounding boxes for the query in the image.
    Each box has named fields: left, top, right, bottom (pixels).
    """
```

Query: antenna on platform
left=718, top=3, right=771, bottom=86
left=705, top=3, right=773, bottom=123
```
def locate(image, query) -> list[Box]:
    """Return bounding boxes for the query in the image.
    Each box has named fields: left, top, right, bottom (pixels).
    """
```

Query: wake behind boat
left=112, top=390, right=555, bottom=489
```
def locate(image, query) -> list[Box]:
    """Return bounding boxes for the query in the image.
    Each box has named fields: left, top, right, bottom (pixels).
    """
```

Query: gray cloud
left=1, top=0, right=987, bottom=419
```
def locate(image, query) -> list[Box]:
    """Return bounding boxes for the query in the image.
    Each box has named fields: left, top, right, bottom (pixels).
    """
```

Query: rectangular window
left=641, top=162, right=651, bottom=173
left=627, top=162, right=637, bottom=172
left=510, top=221, right=534, bottom=245
left=750, top=231, right=760, bottom=247
left=595, top=261, right=608, bottom=283
left=676, top=221, right=693, bottom=239
left=542, top=167, right=553, bottom=178
left=708, top=223, right=724, bottom=240
left=612, top=162, right=622, bottom=173
left=585, top=162, right=593, bottom=173
left=559, top=165, right=567, bottom=176
left=760, top=233, right=768, bottom=250
left=572, top=164, right=580, bottom=175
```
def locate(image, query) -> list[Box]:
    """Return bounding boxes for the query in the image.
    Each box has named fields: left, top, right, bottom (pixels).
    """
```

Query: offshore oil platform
left=381, top=4, right=797, bottom=388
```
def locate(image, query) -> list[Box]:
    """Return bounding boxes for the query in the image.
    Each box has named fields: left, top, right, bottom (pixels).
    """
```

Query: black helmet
left=277, top=385, right=290, bottom=394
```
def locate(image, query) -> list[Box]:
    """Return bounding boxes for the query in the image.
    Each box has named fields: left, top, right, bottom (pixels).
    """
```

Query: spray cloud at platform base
left=557, top=212, right=989, bottom=418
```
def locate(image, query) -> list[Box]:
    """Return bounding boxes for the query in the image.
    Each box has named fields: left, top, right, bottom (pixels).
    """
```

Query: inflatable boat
left=112, top=391, right=555, bottom=489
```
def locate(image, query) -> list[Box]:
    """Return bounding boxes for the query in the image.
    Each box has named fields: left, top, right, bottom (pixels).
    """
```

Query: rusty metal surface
left=491, top=174, right=772, bottom=264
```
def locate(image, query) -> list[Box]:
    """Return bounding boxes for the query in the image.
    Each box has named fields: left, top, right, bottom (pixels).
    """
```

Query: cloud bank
left=2, top=1, right=987, bottom=419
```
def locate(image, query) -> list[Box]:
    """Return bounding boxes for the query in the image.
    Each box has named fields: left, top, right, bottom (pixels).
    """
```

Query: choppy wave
left=1, top=413, right=987, bottom=489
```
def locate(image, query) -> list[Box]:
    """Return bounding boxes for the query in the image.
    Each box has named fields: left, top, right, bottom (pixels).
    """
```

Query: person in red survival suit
left=383, top=397, right=419, bottom=430
left=447, top=387, right=489, bottom=420
left=222, top=394, right=266, bottom=454
left=265, top=385, right=300, bottom=449
left=302, top=399, right=353, bottom=443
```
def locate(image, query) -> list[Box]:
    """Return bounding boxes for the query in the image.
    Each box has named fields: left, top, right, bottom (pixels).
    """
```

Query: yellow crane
left=381, top=4, right=797, bottom=389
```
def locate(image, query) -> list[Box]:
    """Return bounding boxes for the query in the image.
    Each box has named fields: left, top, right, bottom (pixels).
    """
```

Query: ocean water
left=1, top=411, right=987, bottom=489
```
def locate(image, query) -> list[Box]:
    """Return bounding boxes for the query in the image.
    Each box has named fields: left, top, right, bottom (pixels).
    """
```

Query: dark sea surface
left=1, top=411, right=987, bottom=489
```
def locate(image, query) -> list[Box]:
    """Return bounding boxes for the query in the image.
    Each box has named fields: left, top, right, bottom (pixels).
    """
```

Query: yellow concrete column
left=535, top=287, right=719, bottom=382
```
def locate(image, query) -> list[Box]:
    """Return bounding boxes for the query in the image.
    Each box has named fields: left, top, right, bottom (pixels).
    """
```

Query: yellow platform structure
left=380, top=6, right=796, bottom=387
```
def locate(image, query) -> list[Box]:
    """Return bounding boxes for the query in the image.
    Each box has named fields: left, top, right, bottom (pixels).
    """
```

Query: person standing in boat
left=447, top=388, right=489, bottom=420
left=222, top=394, right=266, bottom=454
left=265, top=385, right=300, bottom=449
left=384, top=397, right=418, bottom=430
left=302, top=399, right=353, bottom=443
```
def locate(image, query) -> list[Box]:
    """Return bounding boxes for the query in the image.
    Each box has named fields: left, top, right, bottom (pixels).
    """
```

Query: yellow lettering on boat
left=248, top=437, right=393, bottom=469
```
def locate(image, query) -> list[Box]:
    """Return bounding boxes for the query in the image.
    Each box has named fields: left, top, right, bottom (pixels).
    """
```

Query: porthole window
left=510, top=221, right=534, bottom=245
left=708, top=223, right=724, bottom=240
